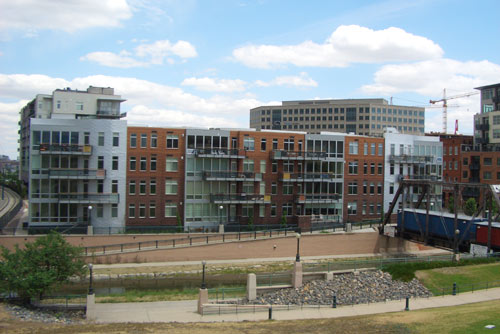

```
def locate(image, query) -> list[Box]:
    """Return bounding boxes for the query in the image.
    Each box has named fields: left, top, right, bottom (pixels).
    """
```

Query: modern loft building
left=474, top=83, right=500, bottom=149
left=126, top=127, right=348, bottom=230
left=250, top=99, right=425, bottom=137
left=19, top=86, right=127, bottom=232
left=383, top=128, right=443, bottom=213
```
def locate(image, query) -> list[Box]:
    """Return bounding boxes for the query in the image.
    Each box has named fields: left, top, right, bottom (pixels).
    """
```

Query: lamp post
left=219, top=205, right=223, bottom=225
left=201, top=260, right=207, bottom=289
left=454, top=229, right=460, bottom=255
left=88, top=205, right=93, bottom=226
left=88, top=263, right=94, bottom=295
left=295, top=232, right=301, bottom=262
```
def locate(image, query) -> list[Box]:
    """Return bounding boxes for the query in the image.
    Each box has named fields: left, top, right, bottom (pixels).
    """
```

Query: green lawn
left=416, top=262, right=500, bottom=295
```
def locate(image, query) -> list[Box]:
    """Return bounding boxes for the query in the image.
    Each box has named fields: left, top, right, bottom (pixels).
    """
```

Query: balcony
left=57, top=193, right=119, bottom=204
left=203, top=171, right=262, bottom=181
left=96, top=110, right=127, bottom=119
left=295, top=194, right=341, bottom=204
left=39, top=144, right=92, bottom=155
left=476, top=123, right=490, bottom=131
left=281, top=172, right=340, bottom=182
left=210, top=193, right=271, bottom=204
left=48, top=168, right=106, bottom=179
left=388, top=154, right=433, bottom=164
left=271, top=150, right=332, bottom=160
left=193, top=148, right=246, bottom=159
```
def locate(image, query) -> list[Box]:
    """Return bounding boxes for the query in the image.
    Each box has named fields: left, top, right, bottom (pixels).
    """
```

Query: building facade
left=474, top=83, right=500, bottom=149
left=383, top=128, right=443, bottom=213
left=344, top=135, right=385, bottom=222
left=19, top=87, right=127, bottom=232
left=250, top=99, right=425, bottom=137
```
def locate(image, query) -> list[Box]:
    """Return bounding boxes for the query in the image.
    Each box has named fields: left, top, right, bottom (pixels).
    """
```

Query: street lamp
left=88, top=205, right=93, bottom=226
left=201, top=260, right=207, bottom=289
left=295, top=233, right=301, bottom=262
left=219, top=205, right=223, bottom=225
left=454, top=229, right=460, bottom=255
left=88, top=263, right=94, bottom=295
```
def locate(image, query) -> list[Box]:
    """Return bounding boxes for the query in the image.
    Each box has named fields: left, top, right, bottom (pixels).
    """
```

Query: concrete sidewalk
left=92, top=286, right=500, bottom=323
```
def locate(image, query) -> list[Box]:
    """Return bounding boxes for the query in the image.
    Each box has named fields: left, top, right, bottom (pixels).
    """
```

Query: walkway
left=92, top=286, right=500, bottom=323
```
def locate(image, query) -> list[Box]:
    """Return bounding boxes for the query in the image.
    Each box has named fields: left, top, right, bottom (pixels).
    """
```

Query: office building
left=250, top=99, right=425, bottom=137
left=19, top=86, right=127, bottom=232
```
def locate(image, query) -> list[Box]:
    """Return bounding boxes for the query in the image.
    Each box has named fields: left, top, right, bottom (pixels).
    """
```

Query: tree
left=448, top=196, right=455, bottom=214
left=247, top=213, right=254, bottom=231
left=280, top=211, right=288, bottom=228
left=464, top=198, right=477, bottom=216
left=0, top=232, right=86, bottom=303
left=176, top=212, right=183, bottom=232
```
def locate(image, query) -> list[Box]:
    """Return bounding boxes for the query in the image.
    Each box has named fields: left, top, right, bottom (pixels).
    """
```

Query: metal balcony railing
left=271, top=150, right=330, bottom=160
left=48, top=169, right=106, bottom=179
left=39, top=144, right=92, bottom=155
left=295, top=194, right=341, bottom=203
left=210, top=193, right=271, bottom=204
left=57, top=193, right=119, bottom=204
left=388, top=154, right=433, bottom=163
left=203, top=171, right=262, bottom=181
left=193, top=148, right=246, bottom=159
left=281, top=172, right=341, bottom=182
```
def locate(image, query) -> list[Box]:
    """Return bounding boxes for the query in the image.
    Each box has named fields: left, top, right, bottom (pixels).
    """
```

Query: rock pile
left=245, top=270, right=432, bottom=306
left=4, top=304, right=85, bottom=324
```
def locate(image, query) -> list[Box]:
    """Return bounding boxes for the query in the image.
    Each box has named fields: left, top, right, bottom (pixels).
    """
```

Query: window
left=349, top=141, right=358, bottom=154
left=377, top=182, right=382, bottom=194
left=98, top=156, right=104, bottom=169
left=130, top=133, right=137, bottom=148
left=243, top=159, right=254, bottom=172
left=284, top=161, right=294, bottom=173
left=271, top=204, right=276, bottom=216
left=283, top=183, right=293, bottom=195
left=166, top=135, right=179, bottom=148
left=370, top=163, right=375, bottom=174
left=363, top=143, right=368, bottom=155
left=272, top=162, right=278, bottom=173
left=128, top=205, right=135, bottom=218
left=139, top=204, right=146, bottom=218
left=129, top=181, right=136, bottom=195
left=348, top=161, right=358, bottom=174
left=98, top=132, right=104, bottom=146
left=378, top=163, right=383, bottom=175
left=377, top=204, right=382, bottom=214
left=111, top=204, right=118, bottom=218
left=76, top=102, right=84, bottom=111
left=260, top=160, right=266, bottom=173
left=56, top=100, right=61, bottom=109
left=272, top=139, right=278, bottom=150
left=348, top=182, right=358, bottom=195
left=243, top=137, right=255, bottom=151
left=140, top=157, right=147, bottom=171
left=484, top=157, right=492, bottom=166
left=166, top=158, right=178, bottom=171
left=271, top=182, right=277, bottom=195
left=150, top=180, right=156, bottom=195
left=371, top=143, right=376, bottom=155
left=363, top=181, right=367, bottom=194
left=139, top=181, right=146, bottom=195
left=259, top=205, right=265, bottom=217
left=97, top=180, right=104, bottom=193
left=284, top=139, right=294, bottom=151
left=363, top=163, right=368, bottom=174
left=389, top=183, right=394, bottom=194
left=84, top=132, right=90, bottom=145
left=113, top=132, right=119, bottom=147
left=347, top=202, right=357, bottom=215
left=378, top=143, right=383, bottom=156
left=165, top=205, right=177, bottom=217
left=129, top=157, right=136, bottom=171
left=242, top=205, right=253, bottom=217
left=112, top=156, right=118, bottom=170
left=165, top=180, right=178, bottom=194
left=140, top=134, right=147, bottom=148
left=151, top=133, right=157, bottom=148
left=261, top=138, right=267, bottom=151
left=463, top=171, right=468, bottom=179
left=390, top=144, right=395, bottom=155
left=370, top=182, right=375, bottom=194
left=112, top=180, right=118, bottom=193
left=149, top=202, right=156, bottom=218
left=484, top=171, right=492, bottom=180
left=282, top=203, right=293, bottom=216
left=150, top=156, right=157, bottom=171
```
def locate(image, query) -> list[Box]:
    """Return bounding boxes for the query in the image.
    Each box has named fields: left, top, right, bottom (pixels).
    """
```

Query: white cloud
left=255, top=72, right=317, bottom=88
left=0, top=73, right=265, bottom=158
left=0, top=0, right=132, bottom=33
left=361, top=58, right=500, bottom=97
left=81, top=39, right=197, bottom=68
left=233, top=25, right=443, bottom=69
left=181, top=77, right=247, bottom=92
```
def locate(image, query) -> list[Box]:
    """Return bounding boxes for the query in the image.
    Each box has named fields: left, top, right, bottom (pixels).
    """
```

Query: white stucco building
left=383, top=128, right=443, bottom=213
left=19, top=87, right=127, bottom=233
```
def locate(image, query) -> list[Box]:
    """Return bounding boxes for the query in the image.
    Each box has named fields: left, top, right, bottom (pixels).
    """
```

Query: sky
left=1, top=0, right=500, bottom=159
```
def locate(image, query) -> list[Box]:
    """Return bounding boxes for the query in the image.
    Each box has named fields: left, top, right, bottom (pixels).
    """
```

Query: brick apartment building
left=343, top=135, right=385, bottom=221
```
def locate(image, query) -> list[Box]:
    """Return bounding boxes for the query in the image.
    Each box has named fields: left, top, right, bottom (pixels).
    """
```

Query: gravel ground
left=243, top=270, right=432, bottom=306
left=4, top=303, right=85, bottom=324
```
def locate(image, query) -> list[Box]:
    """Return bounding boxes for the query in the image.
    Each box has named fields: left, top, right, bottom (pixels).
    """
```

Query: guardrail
left=84, top=227, right=296, bottom=256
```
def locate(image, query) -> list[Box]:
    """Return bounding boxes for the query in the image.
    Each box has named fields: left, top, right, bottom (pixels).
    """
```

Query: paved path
left=92, top=286, right=500, bottom=323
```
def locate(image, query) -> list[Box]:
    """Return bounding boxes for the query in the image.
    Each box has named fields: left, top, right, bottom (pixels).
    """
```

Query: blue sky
left=1, top=0, right=499, bottom=159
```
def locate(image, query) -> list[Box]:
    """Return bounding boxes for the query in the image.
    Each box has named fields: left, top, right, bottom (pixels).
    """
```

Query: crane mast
left=429, top=89, right=478, bottom=134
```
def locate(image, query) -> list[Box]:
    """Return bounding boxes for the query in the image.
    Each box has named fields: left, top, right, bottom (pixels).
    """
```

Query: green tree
left=248, top=213, right=254, bottom=231
left=448, top=196, right=455, bottom=214
left=0, top=232, right=86, bottom=303
left=176, top=212, right=183, bottom=232
left=280, top=212, right=288, bottom=228
left=464, top=198, right=477, bottom=216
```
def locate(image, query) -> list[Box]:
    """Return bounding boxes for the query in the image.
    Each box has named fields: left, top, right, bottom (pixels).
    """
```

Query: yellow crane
left=429, top=89, right=478, bottom=134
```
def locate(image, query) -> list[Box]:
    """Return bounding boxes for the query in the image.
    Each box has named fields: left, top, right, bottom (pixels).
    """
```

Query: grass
left=381, top=257, right=499, bottom=281
left=96, top=286, right=246, bottom=303
left=416, top=262, right=500, bottom=295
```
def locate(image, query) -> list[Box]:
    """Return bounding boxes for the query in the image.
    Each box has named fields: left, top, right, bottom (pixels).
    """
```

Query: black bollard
left=405, top=296, right=409, bottom=311
left=452, top=282, right=457, bottom=296
left=268, top=306, right=272, bottom=320
left=332, top=295, right=337, bottom=308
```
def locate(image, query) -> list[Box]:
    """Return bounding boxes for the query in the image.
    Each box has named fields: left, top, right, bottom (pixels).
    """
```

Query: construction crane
left=429, top=89, right=479, bottom=134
